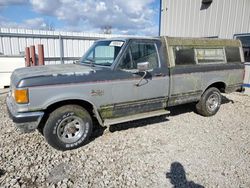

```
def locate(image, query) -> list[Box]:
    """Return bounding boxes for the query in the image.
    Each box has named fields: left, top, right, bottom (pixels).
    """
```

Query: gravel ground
left=0, top=92, right=249, bottom=188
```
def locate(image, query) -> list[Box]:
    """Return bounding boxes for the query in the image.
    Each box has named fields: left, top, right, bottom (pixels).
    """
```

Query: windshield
left=80, top=40, right=124, bottom=66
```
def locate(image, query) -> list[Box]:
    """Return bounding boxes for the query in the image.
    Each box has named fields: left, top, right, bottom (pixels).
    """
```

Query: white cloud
left=0, top=0, right=27, bottom=6
left=29, top=0, right=158, bottom=35
left=29, top=0, right=60, bottom=14
left=0, top=16, right=19, bottom=27
left=1, top=0, right=159, bottom=35
left=0, top=16, right=48, bottom=30
left=23, top=17, right=47, bottom=28
left=96, top=2, right=107, bottom=12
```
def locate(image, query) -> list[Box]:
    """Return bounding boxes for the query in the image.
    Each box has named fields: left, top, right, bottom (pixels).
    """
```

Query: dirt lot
left=0, top=92, right=249, bottom=188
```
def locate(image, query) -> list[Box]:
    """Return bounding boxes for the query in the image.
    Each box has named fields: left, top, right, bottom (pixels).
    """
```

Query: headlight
left=14, top=89, right=29, bottom=104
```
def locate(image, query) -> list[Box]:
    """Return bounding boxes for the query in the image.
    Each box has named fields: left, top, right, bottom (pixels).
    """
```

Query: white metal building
left=160, top=0, right=250, bottom=38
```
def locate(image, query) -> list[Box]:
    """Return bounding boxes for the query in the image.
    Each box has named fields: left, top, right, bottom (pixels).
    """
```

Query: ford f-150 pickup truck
left=6, top=36, right=245, bottom=150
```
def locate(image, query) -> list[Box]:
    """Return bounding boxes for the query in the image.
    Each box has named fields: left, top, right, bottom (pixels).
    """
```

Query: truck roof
left=163, top=36, right=242, bottom=47
left=99, top=36, right=160, bottom=42
left=100, top=36, right=241, bottom=47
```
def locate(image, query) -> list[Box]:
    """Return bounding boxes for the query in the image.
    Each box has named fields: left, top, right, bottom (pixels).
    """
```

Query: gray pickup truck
left=6, top=36, right=244, bottom=150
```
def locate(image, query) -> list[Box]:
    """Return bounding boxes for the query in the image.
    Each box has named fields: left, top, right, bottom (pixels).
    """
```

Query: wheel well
left=46, top=100, right=94, bottom=114
left=206, top=82, right=226, bottom=93
left=38, top=99, right=96, bottom=131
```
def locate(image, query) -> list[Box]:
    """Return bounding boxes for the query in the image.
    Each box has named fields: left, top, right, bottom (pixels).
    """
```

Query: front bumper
left=6, top=96, right=44, bottom=133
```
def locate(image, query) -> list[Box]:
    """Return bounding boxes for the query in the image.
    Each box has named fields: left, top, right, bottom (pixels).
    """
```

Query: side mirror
left=137, top=62, right=149, bottom=72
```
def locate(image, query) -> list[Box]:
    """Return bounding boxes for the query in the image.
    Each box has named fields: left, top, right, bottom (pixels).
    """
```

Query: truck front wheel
left=196, top=87, right=222, bottom=117
left=43, top=105, right=93, bottom=150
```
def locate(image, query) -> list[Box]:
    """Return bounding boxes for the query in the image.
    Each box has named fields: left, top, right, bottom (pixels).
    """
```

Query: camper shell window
left=225, top=47, right=241, bottom=62
left=173, top=46, right=196, bottom=65
left=196, top=48, right=225, bottom=63
left=173, top=46, right=226, bottom=65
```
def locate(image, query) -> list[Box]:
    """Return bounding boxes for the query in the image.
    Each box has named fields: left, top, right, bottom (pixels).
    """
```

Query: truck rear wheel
left=43, top=105, right=92, bottom=151
left=196, top=87, right=222, bottom=117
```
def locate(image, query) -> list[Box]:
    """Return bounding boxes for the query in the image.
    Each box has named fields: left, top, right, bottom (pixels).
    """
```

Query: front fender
left=28, top=87, right=104, bottom=126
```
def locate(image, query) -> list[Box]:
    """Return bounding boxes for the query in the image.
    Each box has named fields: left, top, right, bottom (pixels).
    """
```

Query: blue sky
left=0, top=0, right=160, bottom=36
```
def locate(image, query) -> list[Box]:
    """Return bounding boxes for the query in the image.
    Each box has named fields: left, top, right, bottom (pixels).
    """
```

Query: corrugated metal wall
left=0, top=28, right=123, bottom=65
left=160, top=0, right=250, bottom=38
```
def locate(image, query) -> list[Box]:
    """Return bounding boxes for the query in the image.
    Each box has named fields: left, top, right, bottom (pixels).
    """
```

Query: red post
left=30, top=45, right=36, bottom=66
left=25, top=47, right=30, bottom=67
left=38, top=44, right=44, bottom=66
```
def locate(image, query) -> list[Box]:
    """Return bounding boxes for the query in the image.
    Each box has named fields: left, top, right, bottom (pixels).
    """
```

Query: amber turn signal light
left=14, top=89, right=29, bottom=104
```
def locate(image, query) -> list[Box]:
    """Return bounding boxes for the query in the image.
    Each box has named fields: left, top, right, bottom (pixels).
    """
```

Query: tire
left=43, top=105, right=93, bottom=151
left=196, top=87, right=222, bottom=117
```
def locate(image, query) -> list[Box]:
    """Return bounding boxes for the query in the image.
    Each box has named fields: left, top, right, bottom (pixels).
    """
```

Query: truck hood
left=11, top=64, right=101, bottom=88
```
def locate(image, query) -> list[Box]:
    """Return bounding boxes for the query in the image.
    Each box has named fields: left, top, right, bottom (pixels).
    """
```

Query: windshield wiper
left=81, top=58, right=95, bottom=67
left=94, top=62, right=112, bottom=66
left=86, top=58, right=94, bottom=62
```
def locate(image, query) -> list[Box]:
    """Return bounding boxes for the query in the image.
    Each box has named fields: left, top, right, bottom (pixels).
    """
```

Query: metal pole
left=59, top=35, right=64, bottom=64
left=25, top=47, right=30, bottom=67
left=159, top=0, right=162, bottom=36
left=30, top=45, right=36, bottom=66
left=38, top=44, right=44, bottom=66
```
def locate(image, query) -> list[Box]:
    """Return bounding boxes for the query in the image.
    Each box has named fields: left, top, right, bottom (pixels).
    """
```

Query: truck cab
left=6, top=36, right=245, bottom=150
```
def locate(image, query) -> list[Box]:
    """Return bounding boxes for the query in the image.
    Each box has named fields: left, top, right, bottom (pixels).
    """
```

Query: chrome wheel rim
left=206, top=93, right=219, bottom=112
left=57, top=116, right=87, bottom=144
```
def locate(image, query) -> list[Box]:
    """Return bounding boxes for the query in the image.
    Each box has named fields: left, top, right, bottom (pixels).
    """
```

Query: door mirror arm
left=135, top=71, right=147, bottom=87
left=135, top=62, right=150, bottom=86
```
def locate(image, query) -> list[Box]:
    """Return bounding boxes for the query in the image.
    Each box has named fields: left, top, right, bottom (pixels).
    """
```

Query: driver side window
left=118, top=41, right=159, bottom=70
